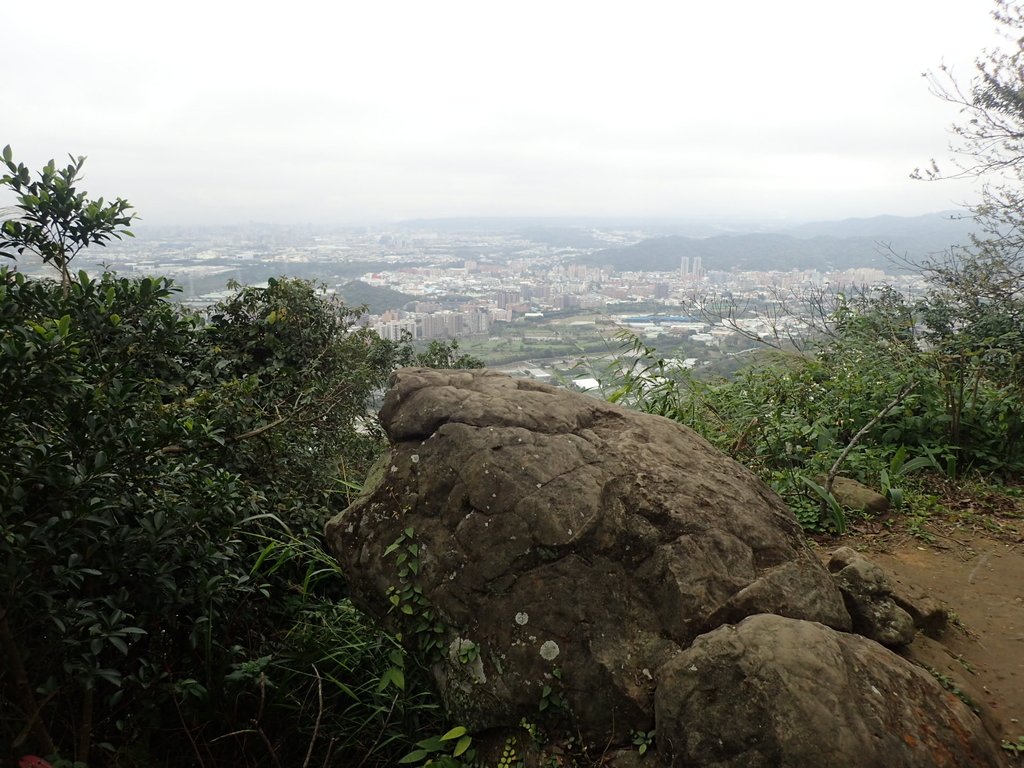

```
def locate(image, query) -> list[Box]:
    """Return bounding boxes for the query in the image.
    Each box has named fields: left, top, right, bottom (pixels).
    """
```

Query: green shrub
left=0, top=265, right=455, bottom=766
left=597, top=276, right=1024, bottom=533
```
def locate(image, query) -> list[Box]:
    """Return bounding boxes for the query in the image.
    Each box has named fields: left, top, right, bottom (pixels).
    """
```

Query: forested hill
left=337, top=280, right=415, bottom=312
left=575, top=212, right=976, bottom=272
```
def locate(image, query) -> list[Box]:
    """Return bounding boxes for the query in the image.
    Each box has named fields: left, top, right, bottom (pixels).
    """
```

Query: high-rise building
left=496, top=290, right=521, bottom=309
left=465, top=308, right=491, bottom=335
left=374, top=319, right=418, bottom=341
left=419, top=312, right=465, bottom=339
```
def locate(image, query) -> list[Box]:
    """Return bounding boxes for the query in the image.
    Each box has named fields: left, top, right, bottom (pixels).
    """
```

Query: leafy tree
left=1, top=146, right=135, bottom=291
left=193, top=277, right=402, bottom=498
left=0, top=269, right=261, bottom=763
left=0, top=268, right=452, bottom=766
left=913, top=0, right=1024, bottom=470
left=411, top=339, right=485, bottom=370
left=0, top=153, right=458, bottom=767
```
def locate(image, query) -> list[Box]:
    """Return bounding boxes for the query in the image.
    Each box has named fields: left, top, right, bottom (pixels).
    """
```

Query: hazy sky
left=2, top=1, right=1006, bottom=226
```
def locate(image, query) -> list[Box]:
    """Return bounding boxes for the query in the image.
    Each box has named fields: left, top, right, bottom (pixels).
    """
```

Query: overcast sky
left=2, top=1, right=1006, bottom=226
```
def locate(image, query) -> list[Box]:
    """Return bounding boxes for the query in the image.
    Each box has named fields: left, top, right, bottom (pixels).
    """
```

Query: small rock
left=828, top=547, right=947, bottom=641
left=889, top=576, right=948, bottom=638
left=828, top=547, right=915, bottom=646
left=601, top=747, right=651, bottom=768
left=825, top=476, right=890, bottom=514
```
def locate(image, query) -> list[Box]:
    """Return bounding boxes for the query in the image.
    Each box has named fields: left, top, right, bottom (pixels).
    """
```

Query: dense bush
left=0, top=145, right=486, bottom=767
left=0, top=267, right=457, bottom=766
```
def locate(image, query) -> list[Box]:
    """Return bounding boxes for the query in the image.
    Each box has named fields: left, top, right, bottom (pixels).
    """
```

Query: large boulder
left=326, top=368, right=850, bottom=744
left=655, top=614, right=1006, bottom=768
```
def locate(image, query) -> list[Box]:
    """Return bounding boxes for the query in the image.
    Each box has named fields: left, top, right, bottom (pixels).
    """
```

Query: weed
left=538, top=667, right=569, bottom=715
left=940, top=658, right=972, bottom=680
left=1002, top=735, right=1024, bottom=755
left=631, top=728, right=656, bottom=755
left=926, top=668, right=979, bottom=714
left=495, top=735, right=522, bottom=768
left=398, top=725, right=475, bottom=767
left=385, top=527, right=448, bottom=660
left=457, top=640, right=480, bottom=665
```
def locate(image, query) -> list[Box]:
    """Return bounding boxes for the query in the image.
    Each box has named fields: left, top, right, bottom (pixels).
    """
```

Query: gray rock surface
left=889, top=575, right=949, bottom=638
left=326, top=368, right=850, bottom=743
left=828, top=547, right=948, bottom=638
left=828, top=546, right=917, bottom=646
left=655, top=613, right=1006, bottom=768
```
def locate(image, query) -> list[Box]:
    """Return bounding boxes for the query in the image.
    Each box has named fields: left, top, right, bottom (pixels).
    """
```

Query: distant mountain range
left=571, top=212, right=977, bottom=273
left=777, top=212, right=975, bottom=249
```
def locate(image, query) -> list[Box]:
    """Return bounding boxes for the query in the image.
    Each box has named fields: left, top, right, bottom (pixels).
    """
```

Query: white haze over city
left=1, top=1, right=1006, bottom=226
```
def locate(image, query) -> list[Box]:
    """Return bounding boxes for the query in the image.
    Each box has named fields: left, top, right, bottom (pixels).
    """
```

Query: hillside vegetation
left=575, top=215, right=976, bottom=273
left=599, top=278, right=1023, bottom=533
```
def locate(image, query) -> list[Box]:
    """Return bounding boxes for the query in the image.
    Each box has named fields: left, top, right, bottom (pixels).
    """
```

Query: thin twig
left=302, top=665, right=324, bottom=768
left=153, top=380, right=356, bottom=459
left=824, top=380, right=918, bottom=502
left=254, top=726, right=283, bottom=768
left=320, top=736, right=337, bottom=768
left=232, top=415, right=289, bottom=444
left=355, top=692, right=400, bottom=768
left=257, top=671, right=267, bottom=722
left=0, top=606, right=57, bottom=757
left=171, top=691, right=208, bottom=768
left=76, top=686, right=93, bottom=765
left=212, top=728, right=259, bottom=742
left=11, top=689, right=58, bottom=751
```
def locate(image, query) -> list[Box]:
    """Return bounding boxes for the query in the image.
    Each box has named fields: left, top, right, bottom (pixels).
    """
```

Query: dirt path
left=825, top=529, right=1023, bottom=753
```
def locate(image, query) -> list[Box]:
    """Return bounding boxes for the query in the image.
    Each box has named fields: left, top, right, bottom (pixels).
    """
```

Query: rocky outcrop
left=325, top=368, right=1002, bottom=765
left=326, top=368, right=849, bottom=743
left=655, top=614, right=1005, bottom=768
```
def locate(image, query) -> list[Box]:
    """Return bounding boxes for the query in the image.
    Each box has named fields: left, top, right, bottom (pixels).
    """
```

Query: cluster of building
left=371, top=306, right=493, bottom=341
left=60, top=224, right=906, bottom=351
left=360, top=252, right=895, bottom=342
